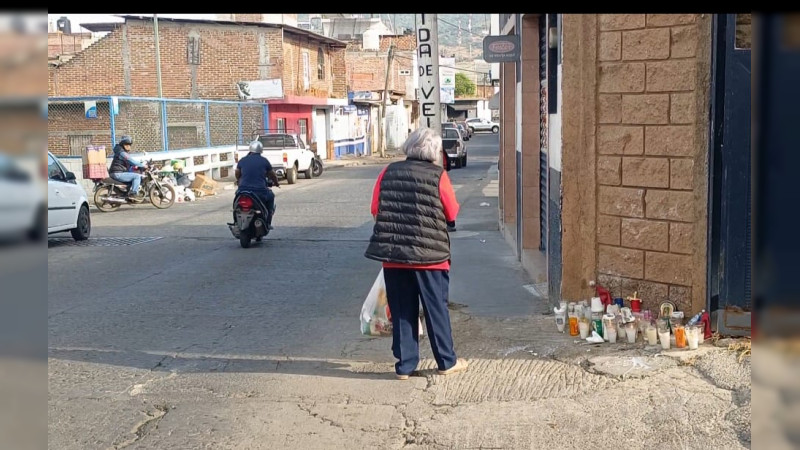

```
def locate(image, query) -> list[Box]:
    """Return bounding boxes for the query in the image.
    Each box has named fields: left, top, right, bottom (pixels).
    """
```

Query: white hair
left=401, top=127, right=443, bottom=163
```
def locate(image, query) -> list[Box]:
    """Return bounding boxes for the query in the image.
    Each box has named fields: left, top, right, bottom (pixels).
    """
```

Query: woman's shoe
left=437, top=359, right=468, bottom=375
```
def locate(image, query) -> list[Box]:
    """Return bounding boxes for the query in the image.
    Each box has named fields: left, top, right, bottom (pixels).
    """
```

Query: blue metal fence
left=47, top=96, right=269, bottom=157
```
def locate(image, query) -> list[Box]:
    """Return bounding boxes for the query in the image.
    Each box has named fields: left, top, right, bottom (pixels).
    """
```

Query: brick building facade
left=344, top=34, right=419, bottom=154
left=48, top=16, right=348, bottom=155
left=496, top=14, right=751, bottom=318
left=48, top=16, right=346, bottom=100
left=345, top=34, right=416, bottom=95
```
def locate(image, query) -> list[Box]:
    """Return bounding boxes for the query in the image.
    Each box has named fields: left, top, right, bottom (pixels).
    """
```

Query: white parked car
left=47, top=152, right=91, bottom=240
left=0, top=153, right=45, bottom=241
left=465, top=117, right=500, bottom=134
left=235, top=131, right=316, bottom=185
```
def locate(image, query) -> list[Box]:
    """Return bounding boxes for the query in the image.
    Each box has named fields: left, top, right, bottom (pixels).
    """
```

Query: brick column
left=560, top=14, right=598, bottom=300
left=592, top=14, right=711, bottom=314
left=521, top=15, right=541, bottom=250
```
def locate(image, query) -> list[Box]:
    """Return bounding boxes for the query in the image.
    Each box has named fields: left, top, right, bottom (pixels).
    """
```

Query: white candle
left=607, top=328, right=617, bottom=343
left=659, top=330, right=671, bottom=350
left=626, top=325, right=637, bottom=343
left=687, top=327, right=700, bottom=350
left=579, top=321, right=590, bottom=339
left=646, top=327, right=659, bottom=346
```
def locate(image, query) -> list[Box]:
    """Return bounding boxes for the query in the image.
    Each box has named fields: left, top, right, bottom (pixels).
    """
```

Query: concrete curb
left=325, top=157, right=405, bottom=170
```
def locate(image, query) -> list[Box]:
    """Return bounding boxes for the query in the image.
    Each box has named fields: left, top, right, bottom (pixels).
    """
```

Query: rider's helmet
left=249, top=140, right=263, bottom=154
left=119, top=135, right=133, bottom=146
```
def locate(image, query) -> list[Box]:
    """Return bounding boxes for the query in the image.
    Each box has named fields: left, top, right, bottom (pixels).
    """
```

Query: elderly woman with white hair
left=364, top=127, right=468, bottom=380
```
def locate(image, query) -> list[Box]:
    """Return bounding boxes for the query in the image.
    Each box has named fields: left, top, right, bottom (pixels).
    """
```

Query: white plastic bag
left=360, top=269, right=391, bottom=336
left=360, top=269, right=423, bottom=337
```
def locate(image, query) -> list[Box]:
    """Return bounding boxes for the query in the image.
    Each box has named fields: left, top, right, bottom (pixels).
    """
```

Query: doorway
left=708, top=14, right=752, bottom=312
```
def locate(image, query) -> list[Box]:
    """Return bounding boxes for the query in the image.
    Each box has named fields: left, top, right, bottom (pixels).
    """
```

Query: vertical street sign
left=415, top=14, right=441, bottom=137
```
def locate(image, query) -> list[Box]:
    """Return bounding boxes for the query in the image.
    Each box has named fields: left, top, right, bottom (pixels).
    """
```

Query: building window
left=276, top=118, right=286, bottom=132
left=68, top=135, right=93, bottom=157
left=298, top=118, right=308, bottom=143
left=318, top=47, right=325, bottom=80
left=187, top=36, right=200, bottom=65
left=302, top=51, right=310, bottom=91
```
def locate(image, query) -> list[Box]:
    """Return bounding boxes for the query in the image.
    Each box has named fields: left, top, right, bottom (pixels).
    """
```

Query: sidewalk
left=343, top=156, right=751, bottom=449
left=324, top=150, right=406, bottom=170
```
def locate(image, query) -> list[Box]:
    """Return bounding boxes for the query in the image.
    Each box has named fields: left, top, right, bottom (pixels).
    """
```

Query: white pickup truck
left=235, top=131, right=316, bottom=184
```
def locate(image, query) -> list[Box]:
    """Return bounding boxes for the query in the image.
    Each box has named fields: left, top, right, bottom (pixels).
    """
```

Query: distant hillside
left=299, top=14, right=491, bottom=63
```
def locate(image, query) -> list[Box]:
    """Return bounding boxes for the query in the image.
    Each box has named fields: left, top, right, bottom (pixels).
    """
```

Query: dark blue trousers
left=384, top=268, right=457, bottom=375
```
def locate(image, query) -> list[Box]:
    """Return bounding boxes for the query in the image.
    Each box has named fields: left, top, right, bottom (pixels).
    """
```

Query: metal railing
left=47, top=96, right=268, bottom=157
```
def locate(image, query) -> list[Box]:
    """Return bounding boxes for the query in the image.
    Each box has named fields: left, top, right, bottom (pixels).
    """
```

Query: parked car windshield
left=443, top=129, right=460, bottom=139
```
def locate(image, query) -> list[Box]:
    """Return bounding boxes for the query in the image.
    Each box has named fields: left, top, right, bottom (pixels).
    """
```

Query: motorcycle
left=228, top=181, right=278, bottom=248
left=311, top=147, right=324, bottom=178
left=93, top=159, right=177, bottom=212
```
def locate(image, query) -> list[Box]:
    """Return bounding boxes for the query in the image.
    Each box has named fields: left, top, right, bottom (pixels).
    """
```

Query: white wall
left=490, top=14, right=500, bottom=84
left=477, top=100, right=493, bottom=121
left=385, top=104, right=408, bottom=150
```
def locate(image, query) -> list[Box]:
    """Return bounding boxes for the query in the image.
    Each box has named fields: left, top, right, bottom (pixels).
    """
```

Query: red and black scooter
left=228, top=180, right=278, bottom=248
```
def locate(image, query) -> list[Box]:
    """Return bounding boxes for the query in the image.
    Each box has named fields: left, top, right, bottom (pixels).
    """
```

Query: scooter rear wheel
left=239, top=228, right=252, bottom=248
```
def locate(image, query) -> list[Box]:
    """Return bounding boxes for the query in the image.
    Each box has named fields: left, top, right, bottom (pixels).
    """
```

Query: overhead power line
left=437, top=16, right=486, bottom=38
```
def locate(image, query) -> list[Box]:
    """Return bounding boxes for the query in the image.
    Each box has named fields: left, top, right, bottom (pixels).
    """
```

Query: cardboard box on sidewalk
left=190, top=173, right=217, bottom=196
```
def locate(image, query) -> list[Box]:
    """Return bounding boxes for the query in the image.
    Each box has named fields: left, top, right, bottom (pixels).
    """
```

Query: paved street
left=48, top=134, right=750, bottom=449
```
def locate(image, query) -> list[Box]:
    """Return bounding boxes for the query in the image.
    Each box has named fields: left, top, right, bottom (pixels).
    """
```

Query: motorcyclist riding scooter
left=235, top=140, right=280, bottom=231
left=108, top=135, right=148, bottom=203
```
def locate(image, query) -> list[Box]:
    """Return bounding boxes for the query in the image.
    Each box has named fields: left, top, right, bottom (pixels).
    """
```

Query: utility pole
left=153, top=14, right=163, bottom=98
left=378, top=44, right=395, bottom=158
left=415, top=14, right=442, bottom=137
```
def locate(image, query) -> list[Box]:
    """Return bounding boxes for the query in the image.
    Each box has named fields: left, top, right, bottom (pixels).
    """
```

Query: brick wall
left=379, top=34, right=417, bottom=51
left=48, top=101, right=167, bottom=156
left=331, top=46, right=347, bottom=98
left=48, top=101, right=114, bottom=156
left=231, top=14, right=263, bottom=23
left=595, top=14, right=705, bottom=312
left=48, top=19, right=344, bottom=100
left=48, top=32, right=92, bottom=58
left=282, top=33, right=343, bottom=98
left=48, top=27, right=125, bottom=97
left=345, top=35, right=415, bottom=94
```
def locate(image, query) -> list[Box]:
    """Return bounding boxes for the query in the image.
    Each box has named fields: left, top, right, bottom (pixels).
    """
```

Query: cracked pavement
left=48, top=135, right=750, bottom=449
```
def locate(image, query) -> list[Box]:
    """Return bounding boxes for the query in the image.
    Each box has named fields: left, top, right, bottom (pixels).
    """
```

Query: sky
left=47, top=14, right=217, bottom=33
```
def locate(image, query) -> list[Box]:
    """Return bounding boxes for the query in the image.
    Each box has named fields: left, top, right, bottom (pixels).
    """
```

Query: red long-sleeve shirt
left=370, top=166, right=460, bottom=270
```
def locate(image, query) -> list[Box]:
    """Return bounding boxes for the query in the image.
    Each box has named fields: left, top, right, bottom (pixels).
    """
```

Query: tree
left=454, top=72, right=476, bottom=97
